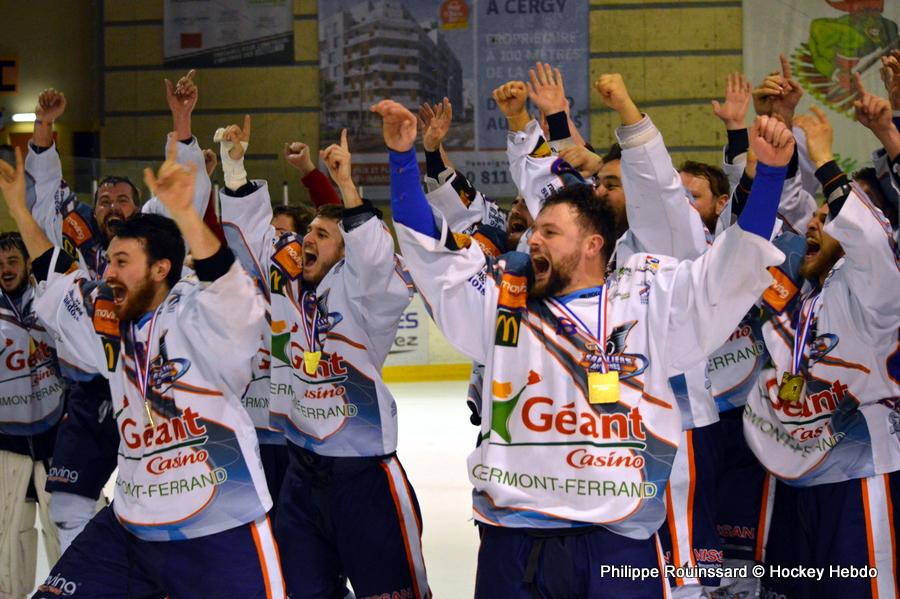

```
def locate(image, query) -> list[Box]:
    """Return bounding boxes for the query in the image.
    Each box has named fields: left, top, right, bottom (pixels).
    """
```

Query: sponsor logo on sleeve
left=62, top=211, right=92, bottom=246
left=92, top=298, right=120, bottom=337
left=762, top=267, right=799, bottom=314
left=495, top=311, right=521, bottom=347
left=272, top=240, right=304, bottom=280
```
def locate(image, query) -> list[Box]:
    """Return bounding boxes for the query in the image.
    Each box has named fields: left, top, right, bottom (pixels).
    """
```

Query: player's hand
left=492, top=81, right=528, bottom=118
left=559, top=145, right=603, bottom=179
left=712, top=73, right=751, bottom=130
left=793, top=107, right=833, bottom=168
left=0, top=147, right=27, bottom=214
left=527, top=62, right=569, bottom=116
left=370, top=100, right=417, bottom=152
left=165, top=69, right=198, bottom=119
left=35, top=89, right=67, bottom=124
left=594, top=74, right=641, bottom=125
left=284, top=141, right=315, bottom=176
left=320, top=129, right=353, bottom=187
left=880, top=50, right=900, bottom=110
left=749, top=115, right=795, bottom=168
left=752, top=55, right=803, bottom=124
left=144, top=134, right=197, bottom=215
left=853, top=73, right=894, bottom=136
left=202, top=149, right=218, bottom=177
left=221, top=114, right=251, bottom=160
left=419, top=97, right=453, bottom=152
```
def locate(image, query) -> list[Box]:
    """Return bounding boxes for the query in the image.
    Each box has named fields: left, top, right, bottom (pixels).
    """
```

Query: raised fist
left=35, top=89, right=67, bottom=124
left=749, top=115, right=795, bottom=168
left=165, top=69, right=198, bottom=118
left=492, top=81, right=528, bottom=118
left=284, top=141, right=315, bottom=176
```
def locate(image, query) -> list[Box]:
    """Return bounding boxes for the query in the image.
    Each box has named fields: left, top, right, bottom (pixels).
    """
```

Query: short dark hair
left=680, top=161, right=729, bottom=199
left=315, top=204, right=345, bottom=224
left=272, top=205, right=314, bottom=234
left=112, top=213, right=184, bottom=289
left=0, top=232, right=28, bottom=261
left=602, top=143, right=622, bottom=164
left=94, top=175, right=141, bottom=207
left=540, top=184, right=617, bottom=264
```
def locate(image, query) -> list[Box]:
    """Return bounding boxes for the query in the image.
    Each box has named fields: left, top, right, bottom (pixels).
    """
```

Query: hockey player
left=744, top=81, right=900, bottom=599
left=0, top=141, right=282, bottom=597
left=214, top=117, right=341, bottom=512
left=26, top=73, right=213, bottom=552
left=377, top=96, right=791, bottom=597
left=219, top=127, right=428, bottom=598
left=0, top=232, right=63, bottom=598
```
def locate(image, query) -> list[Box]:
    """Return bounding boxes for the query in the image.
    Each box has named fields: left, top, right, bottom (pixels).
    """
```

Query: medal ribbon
left=131, top=306, right=162, bottom=426
left=791, top=292, right=821, bottom=375
left=301, top=291, right=318, bottom=353
left=553, top=285, right=609, bottom=373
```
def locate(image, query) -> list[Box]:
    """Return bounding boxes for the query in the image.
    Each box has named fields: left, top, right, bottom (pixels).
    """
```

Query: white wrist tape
left=213, top=127, right=248, bottom=190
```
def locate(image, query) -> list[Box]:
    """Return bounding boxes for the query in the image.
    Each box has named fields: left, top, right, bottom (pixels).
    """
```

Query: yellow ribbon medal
left=303, top=351, right=322, bottom=376
left=588, top=370, right=619, bottom=404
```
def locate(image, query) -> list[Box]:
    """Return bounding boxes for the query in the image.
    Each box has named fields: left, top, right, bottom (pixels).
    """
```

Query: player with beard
left=743, top=84, right=900, bottom=599
left=219, top=126, right=427, bottom=598
left=25, top=74, right=214, bottom=554
left=0, top=232, right=64, bottom=598
left=381, top=95, right=792, bottom=597
left=0, top=142, right=280, bottom=598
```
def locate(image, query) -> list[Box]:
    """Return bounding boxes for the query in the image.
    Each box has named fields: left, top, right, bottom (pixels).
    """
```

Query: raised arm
left=284, top=141, right=341, bottom=207
left=665, top=116, right=791, bottom=371
left=597, top=73, right=708, bottom=259
left=373, top=99, right=497, bottom=363
left=24, top=89, right=69, bottom=245
left=143, top=70, right=212, bottom=217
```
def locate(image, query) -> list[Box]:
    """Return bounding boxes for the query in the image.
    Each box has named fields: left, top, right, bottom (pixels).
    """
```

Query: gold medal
left=143, top=400, right=155, bottom=427
left=777, top=372, right=805, bottom=403
left=588, top=371, right=619, bottom=404
left=303, top=351, right=322, bottom=376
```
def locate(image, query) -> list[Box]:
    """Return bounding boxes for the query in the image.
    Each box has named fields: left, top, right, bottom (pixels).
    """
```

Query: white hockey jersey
left=220, top=183, right=414, bottom=457
left=744, top=187, right=900, bottom=486
left=0, top=287, right=65, bottom=436
left=396, top=215, right=783, bottom=536
left=34, top=250, right=270, bottom=541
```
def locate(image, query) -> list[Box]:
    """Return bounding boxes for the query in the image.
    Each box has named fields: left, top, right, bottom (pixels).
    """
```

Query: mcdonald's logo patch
left=495, top=311, right=521, bottom=347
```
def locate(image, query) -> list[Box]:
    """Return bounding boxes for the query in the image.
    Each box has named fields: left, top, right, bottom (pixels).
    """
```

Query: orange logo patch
left=763, top=267, right=799, bottom=314
left=62, top=212, right=92, bottom=246
left=92, top=298, right=120, bottom=337
left=498, top=274, right=527, bottom=309
left=272, top=241, right=304, bottom=280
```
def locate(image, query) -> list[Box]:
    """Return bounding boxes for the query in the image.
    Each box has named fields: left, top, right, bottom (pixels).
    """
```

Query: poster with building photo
left=164, top=0, right=294, bottom=67
left=317, top=0, right=589, bottom=200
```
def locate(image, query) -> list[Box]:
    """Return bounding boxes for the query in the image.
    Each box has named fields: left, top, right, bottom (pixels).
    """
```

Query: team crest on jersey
left=147, top=331, right=191, bottom=394
left=579, top=321, right=649, bottom=380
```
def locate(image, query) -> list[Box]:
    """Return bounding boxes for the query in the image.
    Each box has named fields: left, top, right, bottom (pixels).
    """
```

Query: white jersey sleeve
left=506, top=120, right=568, bottom=220
left=775, top=172, right=817, bottom=235
left=218, top=180, right=276, bottom=289
left=341, top=213, right=413, bottom=362
left=425, top=172, right=484, bottom=233
left=32, top=251, right=111, bottom=376
left=824, top=186, right=900, bottom=330
left=395, top=220, right=497, bottom=365
left=616, top=115, right=708, bottom=260
left=142, top=136, right=212, bottom=219
left=664, top=225, right=785, bottom=372
left=24, top=142, right=65, bottom=247
left=174, top=261, right=266, bottom=397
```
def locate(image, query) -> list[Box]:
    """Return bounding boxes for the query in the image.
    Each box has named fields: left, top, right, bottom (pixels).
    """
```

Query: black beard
left=528, top=253, right=577, bottom=299
left=115, top=278, right=159, bottom=322
left=2, top=277, right=28, bottom=299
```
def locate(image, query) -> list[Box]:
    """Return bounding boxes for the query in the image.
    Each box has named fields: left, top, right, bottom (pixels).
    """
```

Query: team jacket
left=219, top=183, right=414, bottom=457
left=392, top=146, right=784, bottom=537
left=33, top=247, right=270, bottom=541
left=744, top=178, right=900, bottom=486
left=0, top=287, right=65, bottom=436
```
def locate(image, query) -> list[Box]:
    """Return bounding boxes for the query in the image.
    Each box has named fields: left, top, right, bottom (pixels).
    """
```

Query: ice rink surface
left=32, top=379, right=479, bottom=597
